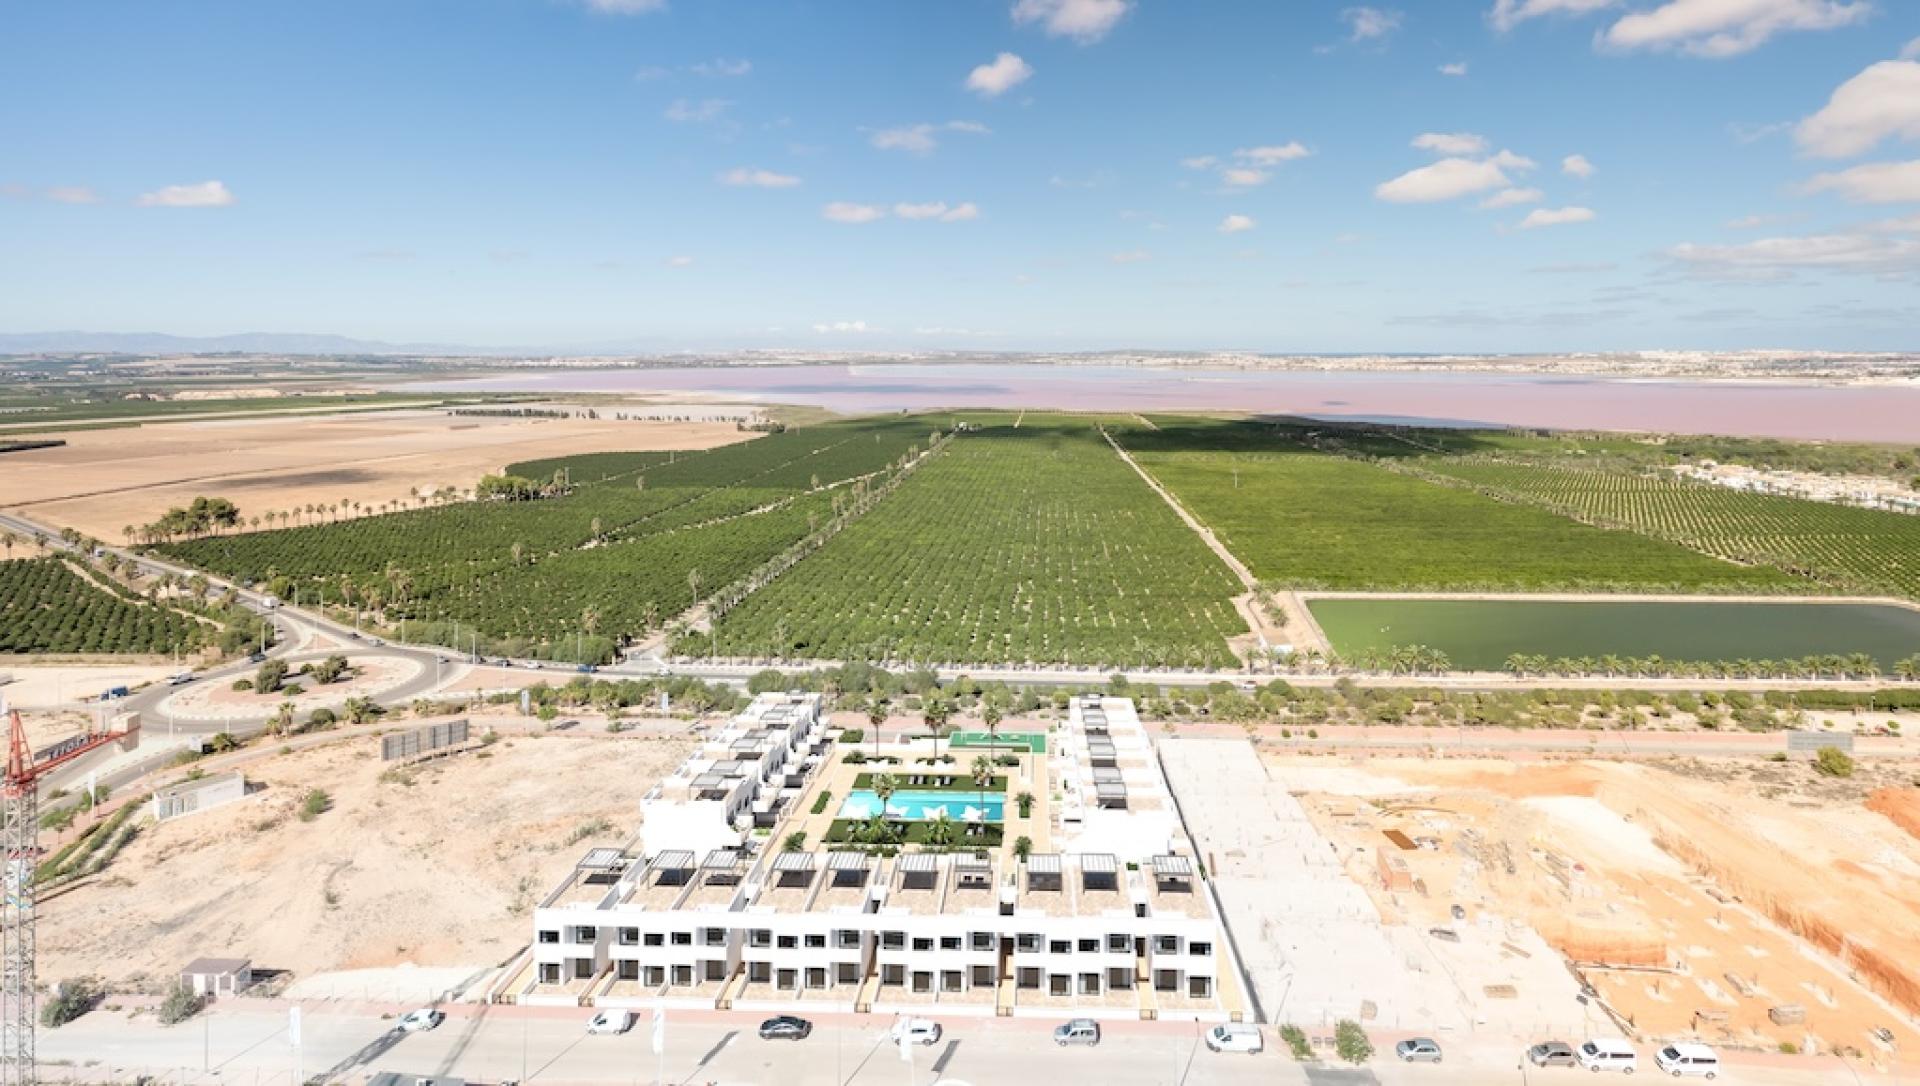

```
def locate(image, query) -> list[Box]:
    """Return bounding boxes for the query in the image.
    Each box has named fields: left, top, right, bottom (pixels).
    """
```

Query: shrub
left=297, top=789, right=331, bottom=822
left=205, top=732, right=240, bottom=754
left=280, top=683, right=305, bottom=697
left=230, top=679, right=253, bottom=692
left=158, top=981, right=204, bottom=1025
left=254, top=658, right=288, bottom=693
left=1778, top=1041, right=1799, bottom=1054
left=307, top=707, right=336, bottom=729
left=1013, top=835, right=1032, bottom=859
left=1334, top=1020, right=1371, bottom=1064
left=1016, top=792, right=1035, bottom=818
left=40, top=978, right=102, bottom=1028
left=1813, top=746, right=1856, bottom=778
left=784, top=831, right=807, bottom=852
left=839, top=728, right=864, bottom=745
left=810, top=790, right=833, bottom=815
left=1280, top=1024, right=1311, bottom=1061
left=1766, top=751, right=1788, bottom=763
left=566, top=817, right=614, bottom=845
left=844, top=750, right=866, bottom=765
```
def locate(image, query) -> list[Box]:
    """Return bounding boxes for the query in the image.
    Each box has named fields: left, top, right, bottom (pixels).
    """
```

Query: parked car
left=1577, top=1038, right=1639, bottom=1074
left=586, top=1010, right=634, bottom=1035
left=759, top=1016, right=813, bottom=1041
left=1654, top=1042, right=1719, bottom=1078
left=1053, top=1019, right=1101, bottom=1047
left=168, top=672, right=194, bottom=686
left=553, top=718, right=580, bottom=731
left=1528, top=1041, right=1578, bottom=1067
left=1396, top=1038, right=1443, bottom=1063
left=1204, top=1023, right=1263, bottom=1054
left=889, top=1018, right=942, bottom=1046
left=397, top=1008, right=444, bottom=1032
left=247, top=651, right=267, bottom=663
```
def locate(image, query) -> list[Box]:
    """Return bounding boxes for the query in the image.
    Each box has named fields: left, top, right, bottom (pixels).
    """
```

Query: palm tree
left=1895, top=655, right=1920, bottom=682
left=1847, top=652, right=1879, bottom=681
left=872, top=772, right=899, bottom=835
left=923, top=695, right=952, bottom=762
left=924, top=810, right=958, bottom=849
left=970, top=754, right=994, bottom=822
left=866, top=696, right=888, bottom=761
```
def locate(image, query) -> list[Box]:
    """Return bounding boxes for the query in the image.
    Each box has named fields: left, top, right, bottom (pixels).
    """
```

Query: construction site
left=1267, top=750, right=1920, bottom=1073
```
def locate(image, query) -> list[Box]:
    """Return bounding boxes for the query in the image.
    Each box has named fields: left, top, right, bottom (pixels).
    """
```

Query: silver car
left=1396, top=1037, right=1443, bottom=1063
left=1053, top=1018, right=1101, bottom=1047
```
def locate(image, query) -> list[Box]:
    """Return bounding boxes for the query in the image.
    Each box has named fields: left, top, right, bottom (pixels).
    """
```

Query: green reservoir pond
left=1307, top=598, right=1920, bottom=672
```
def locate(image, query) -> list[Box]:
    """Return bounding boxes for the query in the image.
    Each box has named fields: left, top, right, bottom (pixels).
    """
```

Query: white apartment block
left=638, top=691, right=828, bottom=858
left=518, top=695, right=1244, bottom=1021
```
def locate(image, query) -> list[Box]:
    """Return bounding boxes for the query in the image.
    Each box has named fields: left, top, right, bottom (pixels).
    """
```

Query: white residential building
left=639, top=691, right=827, bottom=858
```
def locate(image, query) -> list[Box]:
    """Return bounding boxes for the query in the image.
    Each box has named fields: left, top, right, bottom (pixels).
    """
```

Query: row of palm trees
left=122, top=487, right=475, bottom=545
left=1500, top=651, right=1913, bottom=681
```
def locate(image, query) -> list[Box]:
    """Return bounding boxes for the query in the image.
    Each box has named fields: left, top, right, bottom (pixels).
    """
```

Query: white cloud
left=1342, top=6, right=1403, bottom=40
left=1873, top=214, right=1920, bottom=232
left=45, top=186, right=100, bottom=204
left=1488, top=0, right=1617, bottom=31
left=583, top=0, right=667, bottom=12
left=1602, top=0, right=1871, bottom=58
left=1669, top=231, right=1920, bottom=277
left=869, top=120, right=988, bottom=155
left=941, top=202, right=981, bottom=222
left=1234, top=142, right=1312, bottom=165
left=891, top=201, right=983, bottom=222
left=1562, top=153, right=1596, bottom=178
left=1801, top=160, right=1920, bottom=204
left=1109, top=249, right=1150, bottom=264
left=822, top=202, right=887, bottom=224
left=1412, top=132, right=1489, bottom=156
left=1375, top=157, right=1517, bottom=202
left=1012, top=0, right=1131, bottom=43
left=1904, top=37, right=1920, bottom=60
left=1218, top=214, right=1257, bottom=234
left=1220, top=167, right=1269, bottom=187
left=665, top=255, right=696, bottom=267
left=1181, top=156, right=1218, bottom=170
left=1796, top=59, right=1920, bottom=159
left=1518, top=205, right=1597, bottom=228
left=1490, top=149, right=1538, bottom=170
left=718, top=167, right=801, bottom=188
left=136, top=180, right=234, bottom=208
left=1726, top=213, right=1782, bottom=228
left=1439, top=61, right=1469, bottom=76
left=1729, top=119, right=1790, bottom=143
left=812, top=320, right=870, bottom=333
left=967, top=52, right=1033, bottom=97
left=1480, top=186, right=1544, bottom=208
left=663, top=98, right=728, bottom=123
left=689, top=57, right=751, bottom=77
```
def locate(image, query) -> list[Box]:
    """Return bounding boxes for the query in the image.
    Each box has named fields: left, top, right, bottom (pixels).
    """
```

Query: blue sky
left=3, top=0, right=1917, bottom=353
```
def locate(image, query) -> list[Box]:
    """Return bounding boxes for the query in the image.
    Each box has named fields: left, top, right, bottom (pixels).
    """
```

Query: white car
left=1204, top=1023, right=1263, bottom=1054
left=1655, top=1042, right=1720, bottom=1078
left=1577, top=1038, right=1639, bottom=1074
left=890, top=1017, right=943, bottom=1046
left=397, top=1008, right=443, bottom=1032
left=587, top=1009, right=635, bottom=1035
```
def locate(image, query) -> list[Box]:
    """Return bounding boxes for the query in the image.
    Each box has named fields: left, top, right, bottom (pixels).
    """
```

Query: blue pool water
left=838, top=789, right=1005, bottom=823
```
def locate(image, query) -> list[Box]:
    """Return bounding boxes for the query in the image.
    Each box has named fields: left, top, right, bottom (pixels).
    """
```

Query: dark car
left=759, top=1016, right=812, bottom=1041
left=1528, top=1041, right=1578, bottom=1067
left=247, top=651, right=267, bottom=663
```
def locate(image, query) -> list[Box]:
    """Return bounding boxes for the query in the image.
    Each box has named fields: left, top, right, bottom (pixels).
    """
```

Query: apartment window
left=777, top=935, right=799, bottom=950
left=1189, top=976, right=1213, bottom=999
left=573, top=926, right=597, bottom=943
left=1017, top=934, right=1042, bottom=953
left=1077, top=938, right=1098, bottom=954
left=1049, top=940, right=1071, bottom=955
left=644, top=932, right=665, bottom=947
left=749, top=930, right=772, bottom=948
left=671, top=931, right=693, bottom=946
left=619, top=927, right=640, bottom=945
left=704, top=927, right=727, bottom=946
left=1049, top=974, right=1070, bottom=997
left=805, top=933, right=827, bottom=949
left=941, top=970, right=964, bottom=993
left=538, top=963, right=561, bottom=983
left=971, top=932, right=994, bottom=951
left=882, top=931, right=905, bottom=950
left=940, top=936, right=962, bottom=951
left=538, top=930, right=560, bottom=945
left=672, top=965, right=693, bottom=986
left=837, top=962, right=861, bottom=984
left=836, top=929, right=862, bottom=949
left=913, top=937, right=934, bottom=952
left=806, top=967, right=828, bottom=990
left=1108, top=933, right=1130, bottom=953
left=1078, top=972, right=1101, bottom=995
left=1155, top=935, right=1180, bottom=954
left=1190, top=941, right=1213, bottom=957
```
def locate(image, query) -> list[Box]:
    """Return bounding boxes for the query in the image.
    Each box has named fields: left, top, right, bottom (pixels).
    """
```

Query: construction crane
left=3, top=697, right=134, bottom=1086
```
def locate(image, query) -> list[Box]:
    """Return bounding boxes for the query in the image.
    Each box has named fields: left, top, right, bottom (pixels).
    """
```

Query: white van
left=1655, top=1042, right=1719, bottom=1078
left=1577, top=1038, right=1639, bottom=1074
left=1204, top=1023, right=1263, bottom=1054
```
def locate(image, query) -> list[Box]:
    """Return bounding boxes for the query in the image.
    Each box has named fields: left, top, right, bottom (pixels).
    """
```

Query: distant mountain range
left=0, top=330, right=489, bottom=356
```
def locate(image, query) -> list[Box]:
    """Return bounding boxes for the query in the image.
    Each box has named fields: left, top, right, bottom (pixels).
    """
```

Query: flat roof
left=690, top=772, right=727, bottom=790
left=1152, top=854, right=1194, bottom=878
left=1026, top=853, right=1062, bottom=876
left=1091, top=766, right=1123, bottom=782
left=772, top=851, right=816, bottom=873
left=1079, top=853, right=1118, bottom=875
left=1095, top=781, right=1128, bottom=800
left=181, top=957, right=250, bottom=975
left=953, top=853, right=991, bottom=871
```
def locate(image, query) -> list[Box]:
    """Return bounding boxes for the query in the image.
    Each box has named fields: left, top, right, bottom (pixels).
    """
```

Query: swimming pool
left=838, top=789, right=1005, bottom=823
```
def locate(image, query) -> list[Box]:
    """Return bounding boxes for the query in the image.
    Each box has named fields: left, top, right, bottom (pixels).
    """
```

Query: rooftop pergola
left=1025, top=852, right=1064, bottom=891
left=827, top=850, right=872, bottom=887
left=648, top=849, right=696, bottom=887
left=701, top=849, right=744, bottom=883
left=896, top=851, right=939, bottom=890
left=1079, top=852, right=1120, bottom=890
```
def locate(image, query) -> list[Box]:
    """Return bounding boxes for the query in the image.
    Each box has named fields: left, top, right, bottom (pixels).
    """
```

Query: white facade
left=640, top=692, right=826, bottom=858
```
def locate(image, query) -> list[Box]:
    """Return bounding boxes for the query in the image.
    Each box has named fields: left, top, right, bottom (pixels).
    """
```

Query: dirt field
left=1275, top=752, right=1920, bottom=1068
left=0, top=408, right=752, bottom=541
left=38, top=730, right=691, bottom=988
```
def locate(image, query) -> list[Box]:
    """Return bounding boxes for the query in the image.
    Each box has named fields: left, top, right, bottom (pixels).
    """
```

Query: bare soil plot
left=0, top=410, right=750, bottom=541
left=38, top=730, right=692, bottom=988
